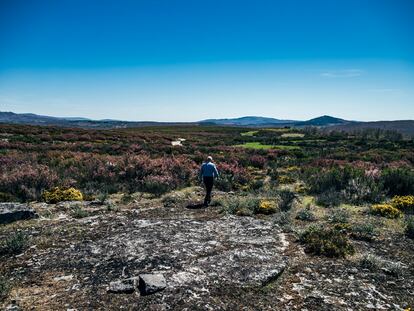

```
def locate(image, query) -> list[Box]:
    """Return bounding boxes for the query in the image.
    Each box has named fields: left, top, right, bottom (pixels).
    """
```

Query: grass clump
left=0, top=231, right=29, bottom=256
left=299, top=225, right=355, bottom=257
left=71, top=206, right=89, bottom=218
left=360, top=254, right=382, bottom=271
left=43, top=187, right=83, bottom=204
left=370, top=204, right=402, bottom=219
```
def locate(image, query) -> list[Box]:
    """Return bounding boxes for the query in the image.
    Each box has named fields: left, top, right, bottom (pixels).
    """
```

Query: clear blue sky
left=0, top=0, right=413, bottom=121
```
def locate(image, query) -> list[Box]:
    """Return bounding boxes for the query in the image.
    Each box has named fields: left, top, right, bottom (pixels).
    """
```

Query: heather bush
left=0, top=163, right=58, bottom=201
left=381, top=168, right=414, bottom=196
left=342, top=176, right=383, bottom=204
left=248, top=155, right=267, bottom=169
left=299, top=225, right=355, bottom=257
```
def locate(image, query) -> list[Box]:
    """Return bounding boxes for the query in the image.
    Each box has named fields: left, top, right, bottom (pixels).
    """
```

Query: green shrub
left=299, top=225, right=355, bottom=257
left=0, top=231, right=29, bottom=256
left=43, top=187, right=83, bottom=204
left=328, top=208, right=350, bottom=224
left=121, top=193, right=134, bottom=204
left=0, top=192, right=17, bottom=202
left=381, top=168, right=414, bottom=196
left=360, top=254, right=381, bottom=271
left=342, top=177, right=383, bottom=204
left=405, top=216, right=414, bottom=239
left=316, top=190, right=342, bottom=208
left=278, top=190, right=297, bottom=211
left=296, top=206, right=316, bottom=221
left=219, top=196, right=260, bottom=215
left=0, top=276, right=10, bottom=302
left=351, top=223, right=375, bottom=241
left=214, top=174, right=234, bottom=192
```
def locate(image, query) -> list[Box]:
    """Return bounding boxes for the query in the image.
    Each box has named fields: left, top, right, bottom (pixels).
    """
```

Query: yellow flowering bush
left=257, top=199, right=278, bottom=214
left=278, top=175, right=295, bottom=184
left=295, top=184, right=307, bottom=194
left=43, top=187, right=83, bottom=204
left=391, top=195, right=414, bottom=213
left=370, top=204, right=402, bottom=219
left=286, top=166, right=300, bottom=172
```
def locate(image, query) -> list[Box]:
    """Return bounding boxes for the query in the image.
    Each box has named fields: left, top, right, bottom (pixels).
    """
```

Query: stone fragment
left=108, top=278, right=136, bottom=294
left=138, top=274, right=166, bottom=295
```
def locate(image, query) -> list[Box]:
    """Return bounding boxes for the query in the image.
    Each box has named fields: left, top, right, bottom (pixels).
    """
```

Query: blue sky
left=0, top=0, right=413, bottom=121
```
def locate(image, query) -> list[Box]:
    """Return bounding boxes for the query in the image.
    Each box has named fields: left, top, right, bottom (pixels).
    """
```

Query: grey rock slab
left=0, top=202, right=38, bottom=224
left=138, top=273, right=167, bottom=295
left=108, top=278, right=137, bottom=294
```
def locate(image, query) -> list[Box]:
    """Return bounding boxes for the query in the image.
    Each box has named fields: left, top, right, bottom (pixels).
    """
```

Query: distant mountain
left=0, top=112, right=70, bottom=125
left=296, top=115, right=352, bottom=126
left=0, top=111, right=191, bottom=129
left=200, top=116, right=298, bottom=126
left=1, top=112, right=413, bottom=136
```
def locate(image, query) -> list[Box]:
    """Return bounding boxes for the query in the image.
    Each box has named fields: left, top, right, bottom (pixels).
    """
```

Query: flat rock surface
left=1, top=199, right=413, bottom=310
left=0, top=203, right=38, bottom=224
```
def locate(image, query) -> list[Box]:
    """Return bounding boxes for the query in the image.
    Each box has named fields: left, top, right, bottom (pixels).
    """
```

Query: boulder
left=138, top=274, right=166, bottom=295
left=0, top=203, right=38, bottom=224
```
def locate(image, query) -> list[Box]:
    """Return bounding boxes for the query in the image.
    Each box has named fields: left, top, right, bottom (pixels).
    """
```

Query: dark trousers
left=203, top=176, right=214, bottom=206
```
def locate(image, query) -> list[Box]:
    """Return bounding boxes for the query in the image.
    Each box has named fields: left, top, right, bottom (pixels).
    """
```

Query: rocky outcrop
left=138, top=274, right=166, bottom=295
left=0, top=203, right=38, bottom=224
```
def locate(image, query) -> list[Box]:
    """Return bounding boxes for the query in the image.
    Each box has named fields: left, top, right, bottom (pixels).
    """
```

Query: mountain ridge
left=1, top=111, right=414, bottom=136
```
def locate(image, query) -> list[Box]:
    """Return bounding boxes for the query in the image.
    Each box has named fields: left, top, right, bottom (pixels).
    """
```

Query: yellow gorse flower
left=43, top=187, right=83, bottom=204
left=370, top=204, right=402, bottom=219
left=391, top=195, right=414, bottom=212
left=257, top=199, right=278, bottom=214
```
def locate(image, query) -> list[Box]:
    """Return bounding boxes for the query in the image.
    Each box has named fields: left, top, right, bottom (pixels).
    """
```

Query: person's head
left=206, top=156, right=213, bottom=162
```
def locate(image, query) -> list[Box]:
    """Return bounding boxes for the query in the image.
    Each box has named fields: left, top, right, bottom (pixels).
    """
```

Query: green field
left=240, top=131, right=259, bottom=136
left=234, top=142, right=301, bottom=150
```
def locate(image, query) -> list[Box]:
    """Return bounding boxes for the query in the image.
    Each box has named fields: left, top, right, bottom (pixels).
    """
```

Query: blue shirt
left=200, top=162, right=219, bottom=178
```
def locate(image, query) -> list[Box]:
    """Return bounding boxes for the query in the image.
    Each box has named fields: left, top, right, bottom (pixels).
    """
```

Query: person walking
left=199, top=156, right=219, bottom=207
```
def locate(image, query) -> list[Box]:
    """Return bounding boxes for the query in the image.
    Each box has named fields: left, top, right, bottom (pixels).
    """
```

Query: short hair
left=207, top=156, right=213, bottom=162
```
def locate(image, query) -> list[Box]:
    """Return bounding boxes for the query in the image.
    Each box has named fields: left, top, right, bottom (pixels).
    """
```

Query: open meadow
left=1, top=124, right=414, bottom=310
